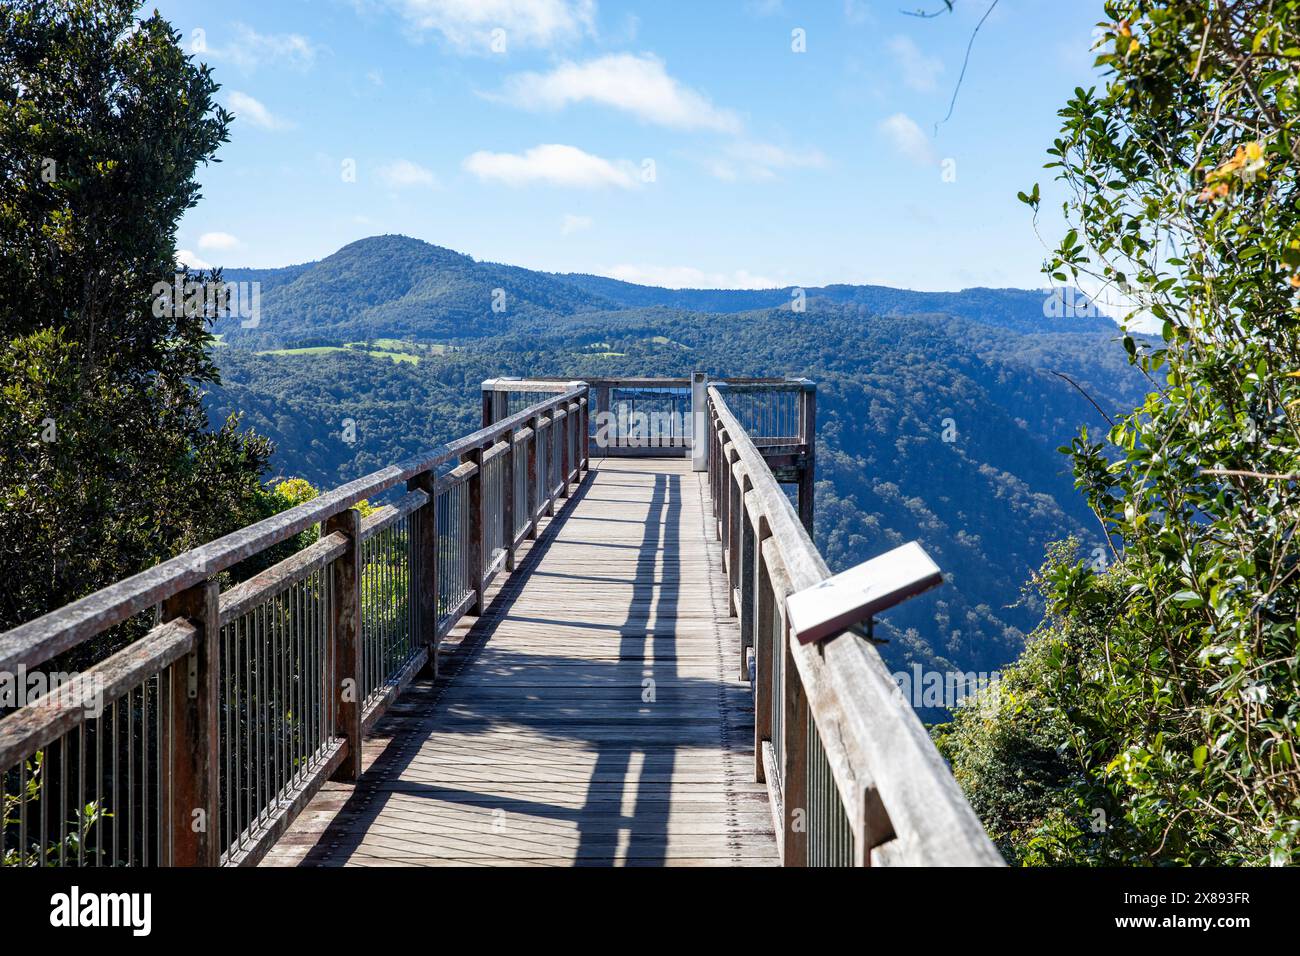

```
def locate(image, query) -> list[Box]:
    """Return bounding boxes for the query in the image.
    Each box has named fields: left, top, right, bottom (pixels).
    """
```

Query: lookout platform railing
left=0, top=373, right=1001, bottom=867
left=0, top=383, right=589, bottom=866
left=706, top=385, right=1002, bottom=866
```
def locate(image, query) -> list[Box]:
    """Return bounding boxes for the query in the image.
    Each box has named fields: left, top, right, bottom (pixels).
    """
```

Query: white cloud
left=207, top=24, right=321, bottom=72
left=177, top=250, right=213, bottom=271
left=888, top=35, right=943, bottom=92
left=603, top=264, right=782, bottom=290
left=377, top=159, right=439, bottom=189
left=198, top=232, right=241, bottom=252
left=463, top=144, right=639, bottom=189
left=385, top=0, right=595, bottom=51
left=843, top=0, right=874, bottom=26
left=228, top=92, right=293, bottom=131
left=495, top=53, right=741, bottom=133
left=706, top=141, right=827, bottom=181
left=561, top=213, right=593, bottom=235
left=879, top=112, right=936, bottom=166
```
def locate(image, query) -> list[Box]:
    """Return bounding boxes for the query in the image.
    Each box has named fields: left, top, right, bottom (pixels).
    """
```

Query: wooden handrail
left=0, top=371, right=997, bottom=868
left=0, top=386, right=587, bottom=674
left=707, top=385, right=1003, bottom=867
left=0, top=618, right=196, bottom=772
left=0, top=382, right=591, bottom=868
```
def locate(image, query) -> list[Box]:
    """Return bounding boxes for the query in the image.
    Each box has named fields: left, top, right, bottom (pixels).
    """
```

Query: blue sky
left=150, top=0, right=1108, bottom=291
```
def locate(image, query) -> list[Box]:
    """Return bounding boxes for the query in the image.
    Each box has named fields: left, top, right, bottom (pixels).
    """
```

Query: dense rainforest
left=203, top=235, right=1144, bottom=719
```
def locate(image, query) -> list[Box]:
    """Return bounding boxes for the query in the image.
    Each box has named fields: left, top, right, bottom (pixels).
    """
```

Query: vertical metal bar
left=19, top=753, right=28, bottom=866
left=110, top=705, right=119, bottom=867
left=141, top=678, right=148, bottom=865
left=126, top=687, right=133, bottom=867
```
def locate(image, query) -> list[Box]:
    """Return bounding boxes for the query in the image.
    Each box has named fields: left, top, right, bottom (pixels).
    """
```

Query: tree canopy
left=943, top=0, right=1300, bottom=865
left=0, top=0, right=271, bottom=643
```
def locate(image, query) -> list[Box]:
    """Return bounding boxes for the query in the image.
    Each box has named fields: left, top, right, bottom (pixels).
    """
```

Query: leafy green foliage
left=2, top=752, right=106, bottom=866
left=947, top=0, right=1300, bottom=865
left=0, top=1, right=272, bottom=648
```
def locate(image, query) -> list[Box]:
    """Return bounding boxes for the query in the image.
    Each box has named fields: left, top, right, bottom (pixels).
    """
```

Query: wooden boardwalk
left=263, top=457, right=778, bottom=867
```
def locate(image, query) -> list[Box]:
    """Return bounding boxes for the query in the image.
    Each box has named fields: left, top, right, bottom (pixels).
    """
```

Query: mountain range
left=218, top=235, right=1116, bottom=346
left=207, top=235, right=1141, bottom=718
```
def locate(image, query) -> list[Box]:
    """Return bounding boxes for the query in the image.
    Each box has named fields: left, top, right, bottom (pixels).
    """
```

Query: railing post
left=739, top=478, right=756, bottom=681
left=797, top=380, right=816, bottom=535
left=754, top=525, right=775, bottom=783
left=559, top=407, right=571, bottom=499
left=691, top=371, right=708, bottom=472
left=502, top=429, right=516, bottom=571
left=853, top=785, right=897, bottom=867
left=162, top=577, right=220, bottom=866
left=326, top=507, right=363, bottom=782
left=712, top=421, right=722, bottom=520
left=727, top=453, right=741, bottom=616
left=527, top=414, right=540, bottom=539
left=719, top=438, right=732, bottom=551
left=463, top=446, right=485, bottom=614
left=581, top=394, right=590, bottom=472
left=595, top=385, right=610, bottom=458
left=408, top=470, right=439, bottom=677
left=781, top=614, right=809, bottom=866
left=544, top=414, right=556, bottom=518
left=713, top=427, right=727, bottom=530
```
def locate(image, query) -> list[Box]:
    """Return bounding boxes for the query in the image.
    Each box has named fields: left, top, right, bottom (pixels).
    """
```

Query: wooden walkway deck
left=263, top=458, right=778, bottom=867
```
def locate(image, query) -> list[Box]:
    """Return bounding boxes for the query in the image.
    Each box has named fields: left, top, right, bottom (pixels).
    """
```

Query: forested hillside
left=555, top=273, right=1117, bottom=335
left=213, top=235, right=1117, bottom=348
left=204, top=265, right=1143, bottom=716
left=217, top=235, right=616, bottom=347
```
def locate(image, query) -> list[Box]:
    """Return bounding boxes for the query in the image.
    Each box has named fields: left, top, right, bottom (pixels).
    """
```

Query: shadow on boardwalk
left=278, top=460, right=772, bottom=867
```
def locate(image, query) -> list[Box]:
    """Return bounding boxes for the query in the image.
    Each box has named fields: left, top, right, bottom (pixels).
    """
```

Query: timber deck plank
left=262, top=458, right=777, bottom=868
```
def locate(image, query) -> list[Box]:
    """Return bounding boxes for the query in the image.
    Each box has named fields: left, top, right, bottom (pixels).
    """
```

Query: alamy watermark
left=1, top=666, right=104, bottom=719
left=152, top=274, right=261, bottom=328
left=592, top=408, right=701, bottom=449
left=891, top=664, right=1001, bottom=709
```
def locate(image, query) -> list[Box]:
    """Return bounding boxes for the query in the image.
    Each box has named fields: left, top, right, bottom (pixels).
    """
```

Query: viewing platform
left=0, top=376, right=1001, bottom=868
left=266, top=458, right=774, bottom=866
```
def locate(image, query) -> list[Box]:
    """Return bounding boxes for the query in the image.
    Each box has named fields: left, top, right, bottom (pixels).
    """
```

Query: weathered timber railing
left=0, top=384, right=590, bottom=867
left=707, top=385, right=1003, bottom=867
left=484, top=376, right=813, bottom=467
